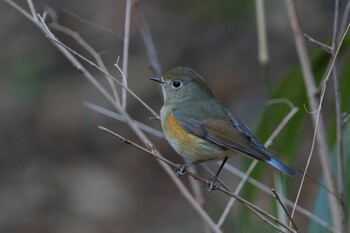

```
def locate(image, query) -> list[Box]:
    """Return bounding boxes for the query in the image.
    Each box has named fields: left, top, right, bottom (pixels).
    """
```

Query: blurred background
left=1, top=0, right=345, bottom=232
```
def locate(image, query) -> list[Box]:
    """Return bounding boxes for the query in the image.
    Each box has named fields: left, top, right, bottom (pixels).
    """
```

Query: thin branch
left=187, top=166, right=211, bottom=233
left=27, top=0, right=38, bottom=22
left=37, top=15, right=118, bottom=108
left=49, top=23, right=121, bottom=106
left=265, top=107, right=299, bottom=148
left=121, top=0, right=132, bottom=108
left=133, top=1, right=162, bottom=76
left=6, top=5, right=219, bottom=230
left=8, top=2, right=296, bottom=232
left=98, top=126, right=175, bottom=165
left=222, top=163, right=336, bottom=232
left=6, top=0, right=36, bottom=23
left=303, top=33, right=332, bottom=53
left=40, top=17, right=220, bottom=231
left=90, top=101, right=333, bottom=230
left=339, top=0, right=350, bottom=44
left=217, top=100, right=298, bottom=227
left=272, top=189, right=298, bottom=232
left=100, top=127, right=296, bottom=233
left=331, top=1, right=345, bottom=231
left=342, top=113, right=350, bottom=127
left=85, top=102, right=164, bottom=138
left=48, top=37, right=159, bottom=118
left=217, top=188, right=297, bottom=233
left=46, top=28, right=216, bottom=229
left=108, top=107, right=223, bottom=233
left=284, top=0, right=341, bottom=231
left=62, top=8, right=120, bottom=37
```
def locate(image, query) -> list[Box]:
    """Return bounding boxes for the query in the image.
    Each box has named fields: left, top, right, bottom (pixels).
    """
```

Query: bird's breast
left=160, top=107, right=230, bottom=161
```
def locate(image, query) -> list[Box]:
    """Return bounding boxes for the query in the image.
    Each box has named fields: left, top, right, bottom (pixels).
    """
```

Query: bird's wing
left=173, top=108, right=270, bottom=162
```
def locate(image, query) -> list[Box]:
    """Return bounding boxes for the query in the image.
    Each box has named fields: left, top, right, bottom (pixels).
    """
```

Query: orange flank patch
left=164, top=112, right=198, bottom=152
left=163, top=112, right=231, bottom=161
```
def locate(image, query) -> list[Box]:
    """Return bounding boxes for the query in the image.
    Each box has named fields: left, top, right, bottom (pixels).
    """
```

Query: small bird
left=151, top=67, right=295, bottom=187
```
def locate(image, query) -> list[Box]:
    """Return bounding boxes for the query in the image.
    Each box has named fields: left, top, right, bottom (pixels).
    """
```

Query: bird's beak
left=150, top=76, right=164, bottom=84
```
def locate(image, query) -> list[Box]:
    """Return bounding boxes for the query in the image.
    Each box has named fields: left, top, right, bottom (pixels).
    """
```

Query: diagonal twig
left=99, top=126, right=297, bottom=233
left=272, top=189, right=298, bottom=232
left=49, top=22, right=121, bottom=105
left=217, top=99, right=298, bottom=227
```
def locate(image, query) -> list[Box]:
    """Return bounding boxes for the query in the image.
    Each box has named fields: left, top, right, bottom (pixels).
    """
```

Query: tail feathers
left=267, top=157, right=295, bottom=176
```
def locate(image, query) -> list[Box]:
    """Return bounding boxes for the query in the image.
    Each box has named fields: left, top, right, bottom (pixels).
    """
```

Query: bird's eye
left=172, top=80, right=182, bottom=89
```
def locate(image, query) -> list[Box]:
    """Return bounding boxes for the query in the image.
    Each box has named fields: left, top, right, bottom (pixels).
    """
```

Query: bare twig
left=187, top=166, right=211, bottom=233
left=5, top=2, right=223, bottom=230
left=92, top=97, right=330, bottom=230
left=272, top=189, right=298, bottom=232
left=223, top=163, right=336, bottom=232
left=331, top=1, right=345, bottom=231
left=7, top=1, right=339, bottom=232
left=134, top=2, right=162, bottom=76
left=6, top=0, right=36, bottom=23
left=62, top=8, right=120, bottom=37
left=85, top=102, right=164, bottom=138
left=217, top=188, right=297, bottom=233
left=98, top=126, right=175, bottom=165
left=121, top=0, right=132, bottom=108
left=100, top=127, right=296, bottom=233
left=109, top=107, right=223, bottom=233
left=284, top=0, right=341, bottom=231
left=47, top=26, right=219, bottom=232
left=27, top=0, right=37, bottom=21
left=38, top=15, right=118, bottom=108
left=343, top=113, right=350, bottom=127
left=303, top=33, right=332, bottom=53
left=339, top=0, right=350, bottom=44
left=50, top=23, right=121, bottom=105
left=48, top=37, right=159, bottom=117
left=217, top=99, right=298, bottom=227
left=90, top=100, right=332, bottom=230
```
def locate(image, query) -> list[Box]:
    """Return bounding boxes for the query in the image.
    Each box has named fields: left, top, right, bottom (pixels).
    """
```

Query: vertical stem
left=122, top=0, right=132, bottom=108
left=339, top=0, right=350, bottom=44
left=255, top=0, right=269, bottom=66
left=284, top=0, right=341, bottom=231
left=332, top=0, right=345, bottom=231
left=255, top=0, right=271, bottom=95
left=134, top=2, right=162, bottom=76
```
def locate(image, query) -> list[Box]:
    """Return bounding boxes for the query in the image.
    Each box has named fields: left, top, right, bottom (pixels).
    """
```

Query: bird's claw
left=174, top=164, right=187, bottom=176
left=204, top=178, right=220, bottom=192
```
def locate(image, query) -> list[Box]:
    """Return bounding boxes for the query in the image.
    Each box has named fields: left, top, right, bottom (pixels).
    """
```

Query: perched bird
left=151, top=67, right=295, bottom=186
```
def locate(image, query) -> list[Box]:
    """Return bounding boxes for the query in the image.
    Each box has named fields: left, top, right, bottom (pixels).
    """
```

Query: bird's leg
left=204, top=157, right=228, bottom=192
left=175, top=160, right=203, bottom=176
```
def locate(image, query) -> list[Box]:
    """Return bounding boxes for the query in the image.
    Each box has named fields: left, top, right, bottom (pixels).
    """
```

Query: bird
left=151, top=67, right=295, bottom=189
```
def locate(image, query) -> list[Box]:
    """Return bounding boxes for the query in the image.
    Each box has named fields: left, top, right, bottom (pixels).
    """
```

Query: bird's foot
left=204, top=178, right=220, bottom=192
left=174, top=164, right=187, bottom=176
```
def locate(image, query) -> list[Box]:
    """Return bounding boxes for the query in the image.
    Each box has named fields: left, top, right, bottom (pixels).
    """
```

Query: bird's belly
left=162, top=111, right=228, bottom=161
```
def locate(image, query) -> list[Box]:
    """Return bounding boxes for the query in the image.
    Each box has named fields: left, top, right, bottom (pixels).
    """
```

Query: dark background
left=1, top=1, right=334, bottom=232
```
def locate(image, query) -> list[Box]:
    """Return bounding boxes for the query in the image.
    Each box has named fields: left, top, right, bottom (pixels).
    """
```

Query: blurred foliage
left=309, top=124, right=350, bottom=233
left=168, top=0, right=253, bottom=22
left=235, top=36, right=350, bottom=232
left=308, top=38, right=350, bottom=232
left=9, top=55, right=51, bottom=103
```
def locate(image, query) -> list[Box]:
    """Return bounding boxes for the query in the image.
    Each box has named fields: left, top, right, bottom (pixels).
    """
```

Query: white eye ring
left=172, top=80, right=182, bottom=89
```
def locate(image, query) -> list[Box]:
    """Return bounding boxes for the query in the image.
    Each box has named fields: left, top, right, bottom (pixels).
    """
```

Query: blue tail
left=267, top=157, right=295, bottom=176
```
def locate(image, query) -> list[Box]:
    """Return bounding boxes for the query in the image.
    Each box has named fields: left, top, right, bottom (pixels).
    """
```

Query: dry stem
left=284, top=0, right=341, bottom=231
